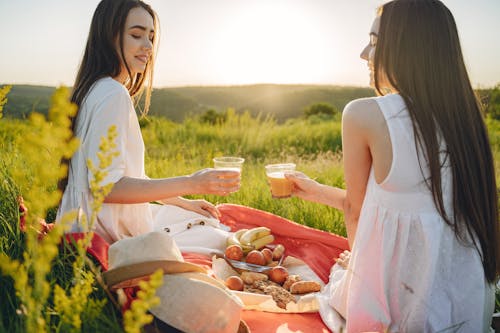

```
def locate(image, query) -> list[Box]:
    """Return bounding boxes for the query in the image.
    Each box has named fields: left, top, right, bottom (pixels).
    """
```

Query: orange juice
left=267, top=172, right=293, bottom=198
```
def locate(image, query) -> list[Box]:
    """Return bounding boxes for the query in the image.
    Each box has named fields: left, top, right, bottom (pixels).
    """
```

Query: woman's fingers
left=181, top=199, right=221, bottom=219
left=209, top=169, right=241, bottom=195
left=335, top=250, right=351, bottom=269
left=191, top=168, right=241, bottom=195
left=196, top=199, right=220, bottom=218
left=202, top=202, right=221, bottom=218
left=212, top=177, right=240, bottom=195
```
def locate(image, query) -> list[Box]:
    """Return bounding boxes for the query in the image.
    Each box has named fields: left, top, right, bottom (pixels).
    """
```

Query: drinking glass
left=265, top=163, right=296, bottom=198
left=213, top=157, right=245, bottom=172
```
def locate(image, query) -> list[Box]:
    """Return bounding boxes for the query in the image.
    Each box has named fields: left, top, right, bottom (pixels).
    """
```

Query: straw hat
left=103, top=231, right=207, bottom=289
left=103, top=231, right=244, bottom=333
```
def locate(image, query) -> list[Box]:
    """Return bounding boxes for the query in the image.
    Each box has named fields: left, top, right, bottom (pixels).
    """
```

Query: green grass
left=140, top=112, right=346, bottom=233
left=0, top=109, right=498, bottom=332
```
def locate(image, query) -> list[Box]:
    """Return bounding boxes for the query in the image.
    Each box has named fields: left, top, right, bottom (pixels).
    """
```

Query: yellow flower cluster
left=0, top=87, right=164, bottom=333
left=10, top=87, right=79, bottom=225
left=87, top=125, right=120, bottom=231
left=53, top=270, right=95, bottom=331
left=123, top=269, right=163, bottom=333
left=0, top=87, right=79, bottom=332
left=0, top=85, right=11, bottom=118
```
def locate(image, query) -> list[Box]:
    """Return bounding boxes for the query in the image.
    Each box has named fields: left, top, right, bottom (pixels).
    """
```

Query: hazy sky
left=1, top=0, right=499, bottom=88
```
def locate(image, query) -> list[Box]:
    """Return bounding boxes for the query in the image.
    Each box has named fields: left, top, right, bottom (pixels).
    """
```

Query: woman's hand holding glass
left=285, top=171, right=322, bottom=201
left=189, top=168, right=241, bottom=196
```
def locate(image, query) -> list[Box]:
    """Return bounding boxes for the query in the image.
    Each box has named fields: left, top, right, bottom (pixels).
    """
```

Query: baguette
left=289, top=281, right=321, bottom=294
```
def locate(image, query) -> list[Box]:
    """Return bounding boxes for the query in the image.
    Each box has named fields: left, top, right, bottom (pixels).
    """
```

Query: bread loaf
left=289, top=281, right=321, bottom=294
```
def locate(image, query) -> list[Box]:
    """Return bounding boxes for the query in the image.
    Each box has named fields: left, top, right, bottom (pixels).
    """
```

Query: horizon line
left=1, top=81, right=373, bottom=89
left=1, top=81, right=498, bottom=90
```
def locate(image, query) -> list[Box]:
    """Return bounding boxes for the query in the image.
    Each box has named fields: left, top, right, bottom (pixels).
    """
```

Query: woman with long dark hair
left=57, top=0, right=240, bottom=246
left=287, top=0, right=498, bottom=331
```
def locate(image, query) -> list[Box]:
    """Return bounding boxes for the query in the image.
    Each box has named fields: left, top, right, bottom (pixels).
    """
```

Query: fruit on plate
left=226, top=229, right=254, bottom=254
left=268, top=265, right=289, bottom=284
left=272, top=244, right=285, bottom=260
left=225, top=244, right=244, bottom=261
left=239, top=227, right=271, bottom=245
left=261, top=248, right=273, bottom=264
left=226, top=227, right=276, bottom=253
left=251, top=234, right=275, bottom=250
left=245, top=250, right=266, bottom=266
left=225, top=276, right=244, bottom=291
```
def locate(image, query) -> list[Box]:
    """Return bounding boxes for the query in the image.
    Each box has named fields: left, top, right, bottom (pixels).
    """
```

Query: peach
left=225, top=244, right=244, bottom=261
left=245, top=250, right=266, bottom=266
left=268, top=266, right=289, bottom=284
left=272, top=244, right=285, bottom=260
left=261, top=248, right=273, bottom=264
left=225, top=276, right=244, bottom=291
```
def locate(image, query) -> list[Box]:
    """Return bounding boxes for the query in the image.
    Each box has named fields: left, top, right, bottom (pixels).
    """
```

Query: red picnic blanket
left=68, top=203, right=349, bottom=333
left=217, top=204, right=348, bottom=333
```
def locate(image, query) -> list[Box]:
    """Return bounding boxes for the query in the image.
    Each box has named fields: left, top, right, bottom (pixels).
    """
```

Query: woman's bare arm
left=103, top=169, right=240, bottom=204
left=286, top=98, right=377, bottom=248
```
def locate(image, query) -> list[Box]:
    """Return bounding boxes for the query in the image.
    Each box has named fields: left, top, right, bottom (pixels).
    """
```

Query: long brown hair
left=59, top=0, right=158, bottom=193
left=71, top=0, right=158, bottom=116
left=374, top=0, right=498, bottom=283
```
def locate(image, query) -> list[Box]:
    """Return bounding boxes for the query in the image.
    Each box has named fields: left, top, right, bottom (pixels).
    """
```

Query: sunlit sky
left=1, top=0, right=499, bottom=88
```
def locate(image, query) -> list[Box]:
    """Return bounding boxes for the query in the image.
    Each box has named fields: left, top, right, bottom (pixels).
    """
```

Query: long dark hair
left=374, top=0, right=498, bottom=283
left=59, top=0, right=158, bottom=193
left=71, top=0, right=158, bottom=115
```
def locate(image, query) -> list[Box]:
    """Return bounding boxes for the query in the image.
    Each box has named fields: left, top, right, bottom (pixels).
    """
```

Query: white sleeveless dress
left=318, top=94, right=495, bottom=332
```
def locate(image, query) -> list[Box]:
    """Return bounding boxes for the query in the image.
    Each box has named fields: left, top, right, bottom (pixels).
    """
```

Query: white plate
left=212, top=255, right=323, bottom=313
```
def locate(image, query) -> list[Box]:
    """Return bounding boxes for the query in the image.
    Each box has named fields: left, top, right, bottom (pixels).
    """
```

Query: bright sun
left=207, top=3, right=331, bottom=85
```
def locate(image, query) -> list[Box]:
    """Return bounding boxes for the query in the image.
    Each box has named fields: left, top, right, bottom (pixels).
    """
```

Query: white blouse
left=57, top=77, right=229, bottom=253
left=57, top=77, right=153, bottom=243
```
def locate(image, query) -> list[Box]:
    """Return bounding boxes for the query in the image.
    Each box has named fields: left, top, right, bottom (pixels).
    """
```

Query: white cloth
left=151, top=204, right=230, bottom=255
left=57, top=77, right=229, bottom=253
left=319, top=94, right=495, bottom=332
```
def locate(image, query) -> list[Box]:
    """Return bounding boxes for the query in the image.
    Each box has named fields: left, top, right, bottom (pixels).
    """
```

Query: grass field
left=0, top=89, right=498, bottom=332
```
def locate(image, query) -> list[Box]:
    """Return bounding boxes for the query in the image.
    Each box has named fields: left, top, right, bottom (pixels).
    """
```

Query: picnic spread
left=64, top=203, right=350, bottom=332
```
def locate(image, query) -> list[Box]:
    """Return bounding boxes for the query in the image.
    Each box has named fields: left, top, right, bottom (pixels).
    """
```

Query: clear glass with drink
left=213, top=157, right=245, bottom=172
left=265, top=163, right=296, bottom=198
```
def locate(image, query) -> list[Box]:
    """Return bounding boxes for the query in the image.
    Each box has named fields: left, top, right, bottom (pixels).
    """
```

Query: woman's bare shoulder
left=342, top=97, right=383, bottom=129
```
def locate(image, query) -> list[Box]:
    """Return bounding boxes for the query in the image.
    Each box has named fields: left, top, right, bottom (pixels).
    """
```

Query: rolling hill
left=2, top=84, right=374, bottom=122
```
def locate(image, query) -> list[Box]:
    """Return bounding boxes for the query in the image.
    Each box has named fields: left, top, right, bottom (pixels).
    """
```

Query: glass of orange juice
left=265, top=163, right=296, bottom=198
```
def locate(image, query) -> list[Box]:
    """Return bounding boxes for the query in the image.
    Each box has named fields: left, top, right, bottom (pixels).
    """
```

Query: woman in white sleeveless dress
left=286, top=1, right=498, bottom=331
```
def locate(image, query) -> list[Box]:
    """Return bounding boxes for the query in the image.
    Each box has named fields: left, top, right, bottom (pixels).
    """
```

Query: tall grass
left=141, top=111, right=346, bottom=234
left=0, top=89, right=153, bottom=333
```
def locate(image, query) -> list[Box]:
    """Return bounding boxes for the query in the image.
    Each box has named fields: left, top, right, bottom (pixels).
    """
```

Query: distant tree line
left=2, top=83, right=499, bottom=122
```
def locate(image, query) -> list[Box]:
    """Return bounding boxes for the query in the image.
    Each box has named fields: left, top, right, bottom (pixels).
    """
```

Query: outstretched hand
left=285, top=171, right=322, bottom=202
left=189, top=168, right=241, bottom=196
